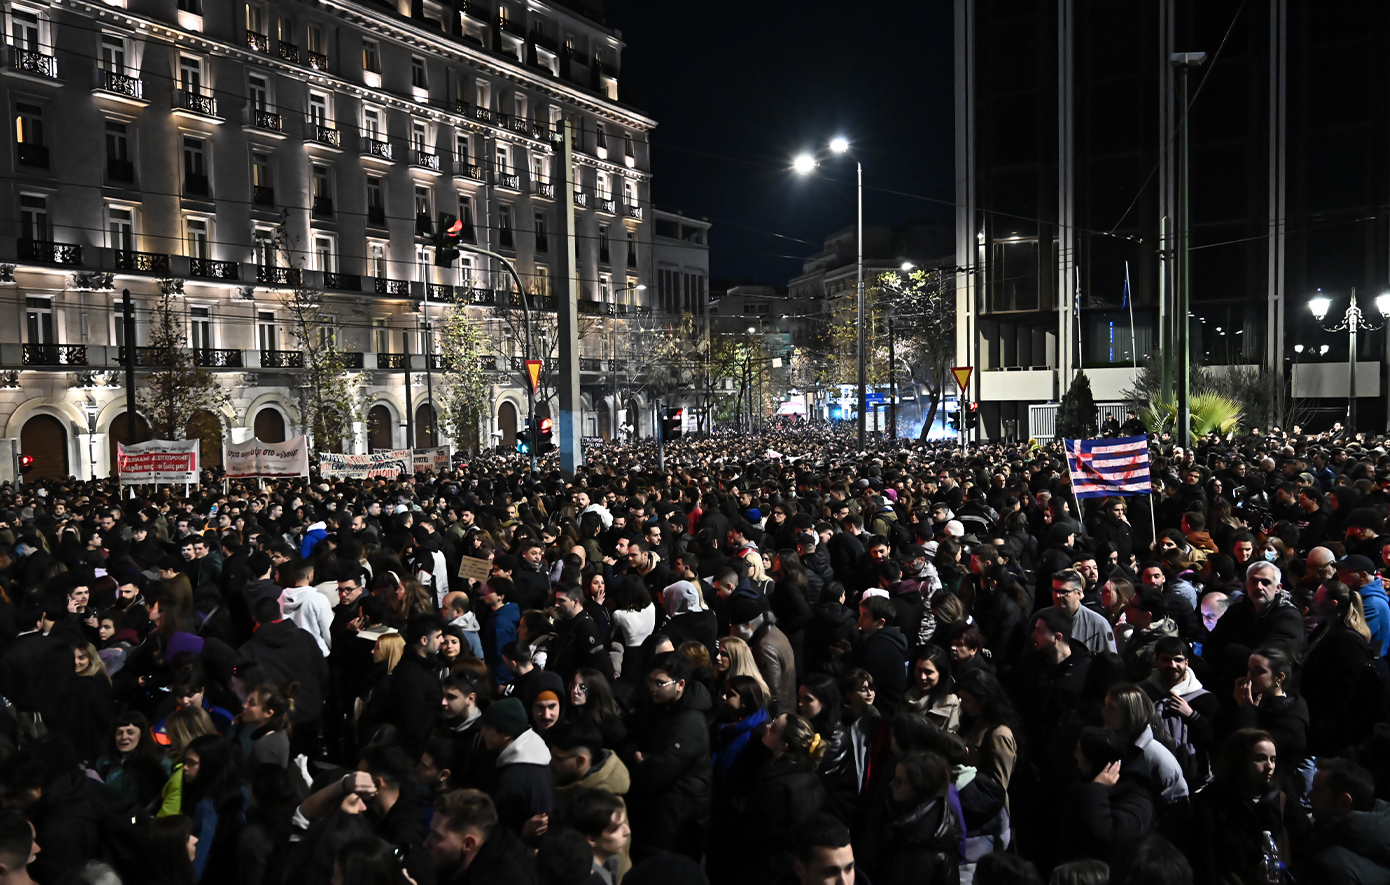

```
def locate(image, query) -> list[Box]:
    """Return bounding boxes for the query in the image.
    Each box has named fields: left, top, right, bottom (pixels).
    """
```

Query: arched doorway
left=21, top=414, right=69, bottom=480
left=497, top=401, right=518, bottom=450
left=368, top=404, right=394, bottom=451
left=254, top=407, right=286, bottom=442
left=415, top=403, right=436, bottom=449
left=107, top=412, right=151, bottom=476
left=186, top=410, right=223, bottom=469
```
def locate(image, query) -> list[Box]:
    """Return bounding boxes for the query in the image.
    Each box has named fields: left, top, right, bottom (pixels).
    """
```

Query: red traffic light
left=18, top=456, right=33, bottom=467
left=447, top=219, right=463, bottom=236
left=538, top=417, right=553, bottom=435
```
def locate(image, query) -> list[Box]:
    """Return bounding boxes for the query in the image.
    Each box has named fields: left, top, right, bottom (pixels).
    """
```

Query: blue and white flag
left=1064, top=435, right=1152, bottom=498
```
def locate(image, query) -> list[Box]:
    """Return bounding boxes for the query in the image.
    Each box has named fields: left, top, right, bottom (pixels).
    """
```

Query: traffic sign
left=525, top=359, right=542, bottom=393
left=951, top=366, right=973, bottom=392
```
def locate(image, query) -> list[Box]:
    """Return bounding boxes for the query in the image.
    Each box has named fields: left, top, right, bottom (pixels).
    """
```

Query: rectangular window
left=306, top=25, right=324, bottom=54
left=308, top=92, right=328, bottom=126
left=257, top=310, right=277, bottom=351
left=534, top=212, right=548, bottom=254
left=411, top=57, right=427, bottom=90
left=598, top=224, right=610, bottom=264
left=313, top=235, right=334, bottom=272
left=595, top=123, right=607, bottom=151
left=252, top=151, right=271, bottom=187
left=369, top=242, right=387, bottom=278
left=535, top=265, right=550, bottom=296
left=105, top=121, right=129, bottom=162
left=178, top=0, right=201, bottom=14
left=599, top=272, right=612, bottom=302
left=248, top=74, right=269, bottom=110
left=457, top=195, right=475, bottom=242
left=415, top=244, right=430, bottom=282
left=312, top=165, right=332, bottom=214
left=182, top=136, right=208, bottom=195
left=498, top=205, right=513, bottom=249
left=623, top=179, right=637, bottom=208
left=494, top=144, right=510, bottom=174
left=19, top=194, right=47, bottom=241
left=475, top=80, right=490, bottom=109
left=108, top=206, right=134, bottom=251
left=373, top=321, right=389, bottom=354
left=25, top=297, right=53, bottom=344
left=113, top=301, right=132, bottom=348
left=458, top=255, right=474, bottom=287
left=414, top=185, right=431, bottom=219
left=100, top=34, right=126, bottom=73
left=626, top=229, right=637, bottom=268
left=253, top=229, right=275, bottom=267
left=14, top=102, right=43, bottom=146
left=362, top=106, right=383, bottom=139
left=362, top=39, right=379, bottom=73
left=179, top=55, right=203, bottom=95
left=531, top=154, right=546, bottom=185
left=190, top=306, right=212, bottom=350
left=246, top=3, right=265, bottom=34
left=596, top=172, right=610, bottom=200
left=455, top=133, right=470, bottom=167
left=411, top=120, right=427, bottom=152
left=11, top=11, right=40, bottom=52
left=186, top=218, right=209, bottom=258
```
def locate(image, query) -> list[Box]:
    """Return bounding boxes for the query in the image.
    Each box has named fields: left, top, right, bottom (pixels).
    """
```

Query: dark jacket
left=492, top=728, right=555, bottom=833
left=626, top=680, right=714, bottom=858
left=551, top=610, right=611, bottom=682
left=1067, top=774, right=1156, bottom=862
left=384, top=650, right=445, bottom=754
left=237, top=620, right=328, bottom=727
left=512, top=562, right=550, bottom=613
left=1302, top=621, right=1379, bottom=754
left=1232, top=693, right=1310, bottom=774
left=849, top=626, right=910, bottom=716
left=1205, top=593, right=1306, bottom=678
left=439, top=824, right=537, bottom=885
left=663, top=609, right=719, bottom=661
left=751, top=621, right=798, bottom=717
left=1302, top=799, right=1390, bottom=885
left=875, top=796, right=962, bottom=885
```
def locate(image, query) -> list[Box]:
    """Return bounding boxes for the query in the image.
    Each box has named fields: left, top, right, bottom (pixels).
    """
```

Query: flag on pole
left=1064, top=435, right=1152, bottom=498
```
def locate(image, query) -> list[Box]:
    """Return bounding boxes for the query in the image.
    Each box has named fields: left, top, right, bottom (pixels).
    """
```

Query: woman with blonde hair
left=713, top=636, right=770, bottom=702
left=158, top=705, right=217, bottom=817
left=1102, top=682, right=1188, bottom=804
left=1296, top=581, right=1368, bottom=754
left=372, top=633, right=406, bottom=674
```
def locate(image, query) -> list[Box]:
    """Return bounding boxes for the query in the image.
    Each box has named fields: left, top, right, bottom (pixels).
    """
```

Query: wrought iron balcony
left=256, top=266, right=301, bottom=286
left=189, top=258, right=238, bottom=280
left=580, top=357, right=601, bottom=372
left=426, top=283, right=453, bottom=301
left=535, top=182, right=555, bottom=198
left=247, top=30, right=269, bottom=52
left=260, top=349, right=305, bottom=368
left=114, top=250, right=171, bottom=274
left=308, top=122, right=340, bottom=147
left=471, top=105, right=494, bottom=125
left=194, top=348, right=244, bottom=368
left=378, top=353, right=407, bottom=369
left=107, top=157, right=135, bottom=182
left=99, top=70, right=142, bottom=98
left=625, top=204, right=644, bottom=220
left=10, top=47, right=56, bottom=78
left=411, top=149, right=440, bottom=171
left=457, top=163, right=485, bottom=182
left=361, top=136, right=392, bottom=160
left=429, top=354, right=450, bottom=370
left=338, top=351, right=364, bottom=369
left=252, top=185, right=275, bottom=206
left=307, top=50, right=329, bottom=71
left=375, top=278, right=410, bottom=297
left=16, top=143, right=47, bottom=168
left=324, top=272, right=361, bottom=291
left=277, top=41, right=299, bottom=64
left=573, top=189, right=590, bottom=208
left=176, top=89, right=218, bottom=118
left=23, top=344, right=86, bottom=366
left=17, top=239, right=81, bottom=265
left=251, top=109, right=282, bottom=132
left=467, top=288, right=496, bottom=306
left=598, top=197, right=616, bottom=214
left=494, top=170, right=520, bottom=190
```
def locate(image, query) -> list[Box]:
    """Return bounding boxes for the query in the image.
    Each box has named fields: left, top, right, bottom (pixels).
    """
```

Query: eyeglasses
left=572, top=684, right=589, bottom=694
left=648, top=677, right=677, bottom=689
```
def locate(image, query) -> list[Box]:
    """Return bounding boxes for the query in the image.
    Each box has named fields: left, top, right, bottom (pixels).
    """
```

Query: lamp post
left=795, top=136, right=865, bottom=449
left=609, top=283, right=646, bottom=442
left=1171, top=51, right=1207, bottom=448
left=1309, top=288, right=1390, bottom=433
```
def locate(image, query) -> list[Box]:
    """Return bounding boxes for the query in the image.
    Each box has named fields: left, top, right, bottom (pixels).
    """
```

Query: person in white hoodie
left=279, top=560, right=334, bottom=656
left=442, top=591, right=485, bottom=659
left=478, top=697, right=555, bottom=833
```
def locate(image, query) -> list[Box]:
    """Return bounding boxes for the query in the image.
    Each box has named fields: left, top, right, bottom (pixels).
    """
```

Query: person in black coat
left=237, top=596, right=329, bottom=734
left=846, top=596, right=910, bottom=716
left=550, top=585, right=611, bottom=682
left=660, top=581, right=718, bottom=661
left=381, top=614, right=447, bottom=755
left=1067, top=727, right=1156, bottom=864
left=1204, top=562, right=1305, bottom=688
left=428, top=788, right=538, bottom=885
left=874, top=750, right=962, bottom=885
left=1303, top=580, right=1380, bottom=754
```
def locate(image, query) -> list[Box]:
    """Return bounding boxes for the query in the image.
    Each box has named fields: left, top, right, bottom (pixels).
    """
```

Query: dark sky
left=605, top=0, right=957, bottom=288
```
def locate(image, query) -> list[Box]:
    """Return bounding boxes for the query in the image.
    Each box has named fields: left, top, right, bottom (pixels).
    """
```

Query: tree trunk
left=920, top=391, right=940, bottom=441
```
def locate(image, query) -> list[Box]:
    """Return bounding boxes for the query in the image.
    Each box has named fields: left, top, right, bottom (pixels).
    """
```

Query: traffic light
left=17, top=455, right=32, bottom=476
left=516, top=429, right=531, bottom=455
left=432, top=212, right=463, bottom=267
left=537, top=416, right=554, bottom=454
left=965, top=401, right=979, bottom=429
left=660, top=408, right=684, bottom=439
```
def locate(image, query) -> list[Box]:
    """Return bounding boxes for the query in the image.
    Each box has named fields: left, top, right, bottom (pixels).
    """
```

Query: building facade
left=2, top=0, right=655, bottom=477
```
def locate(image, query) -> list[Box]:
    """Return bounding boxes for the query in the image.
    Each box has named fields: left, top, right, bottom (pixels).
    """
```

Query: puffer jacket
left=875, top=796, right=962, bottom=885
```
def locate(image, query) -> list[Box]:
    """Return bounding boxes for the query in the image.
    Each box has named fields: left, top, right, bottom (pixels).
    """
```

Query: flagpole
left=1064, top=438, right=1085, bottom=524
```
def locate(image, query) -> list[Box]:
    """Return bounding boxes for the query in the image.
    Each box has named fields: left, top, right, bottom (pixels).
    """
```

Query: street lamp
left=1308, top=287, right=1390, bottom=432
left=609, top=283, right=645, bottom=442
left=795, top=135, right=866, bottom=449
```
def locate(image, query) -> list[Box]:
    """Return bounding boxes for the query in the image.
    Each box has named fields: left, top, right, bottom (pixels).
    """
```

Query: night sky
left=605, top=0, right=956, bottom=289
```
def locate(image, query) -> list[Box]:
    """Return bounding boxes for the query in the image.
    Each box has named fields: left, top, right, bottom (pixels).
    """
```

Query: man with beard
left=1141, top=636, right=1218, bottom=788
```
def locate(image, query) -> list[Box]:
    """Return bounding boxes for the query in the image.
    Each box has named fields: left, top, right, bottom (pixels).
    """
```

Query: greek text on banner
left=224, top=436, right=311, bottom=479
left=118, top=439, right=201, bottom=484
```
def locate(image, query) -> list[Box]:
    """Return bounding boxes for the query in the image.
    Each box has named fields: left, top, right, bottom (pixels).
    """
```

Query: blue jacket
left=489, top=602, right=521, bottom=682
left=1361, top=578, right=1390, bottom=657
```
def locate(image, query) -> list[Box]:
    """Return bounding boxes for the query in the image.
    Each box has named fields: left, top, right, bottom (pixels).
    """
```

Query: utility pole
left=403, top=330, right=414, bottom=449
left=556, top=119, right=581, bottom=473
left=1172, top=51, right=1207, bottom=447
left=888, top=311, right=897, bottom=439
left=422, top=284, right=436, bottom=446
left=122, top=288, right=136, bottom=442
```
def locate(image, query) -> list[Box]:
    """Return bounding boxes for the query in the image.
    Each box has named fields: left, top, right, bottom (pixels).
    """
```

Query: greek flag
left=1064, top=435, right=1152, bottom=498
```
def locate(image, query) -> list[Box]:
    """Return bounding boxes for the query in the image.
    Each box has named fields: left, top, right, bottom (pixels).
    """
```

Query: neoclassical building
left=1, top=0, right=658, bottom=478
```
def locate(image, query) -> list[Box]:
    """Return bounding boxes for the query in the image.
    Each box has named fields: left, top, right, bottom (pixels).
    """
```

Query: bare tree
left=433, top=305, right=491, bottom=453
left=137, top=284, right=231, bottom=452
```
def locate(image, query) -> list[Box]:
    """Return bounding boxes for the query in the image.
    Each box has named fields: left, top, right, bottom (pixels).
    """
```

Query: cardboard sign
left=456, top=556, right=493, bottom=582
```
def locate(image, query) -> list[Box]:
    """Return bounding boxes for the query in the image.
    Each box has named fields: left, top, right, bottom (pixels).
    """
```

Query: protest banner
left=117, top=439, right=200, bottom=484
left=318, top=449, right=412, bottom=479
left=412, top=446, right=452, bottom=472
left=224, top=436, right=311, bottom=479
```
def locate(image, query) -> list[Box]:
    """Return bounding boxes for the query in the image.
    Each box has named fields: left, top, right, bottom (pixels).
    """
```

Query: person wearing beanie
left=520, top=670, right=567, bottom=735
left=478, top=696, right=555, bottom=834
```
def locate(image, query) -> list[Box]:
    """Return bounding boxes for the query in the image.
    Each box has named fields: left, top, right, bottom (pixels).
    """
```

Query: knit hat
left=745, top=508, right=762, bottom=523
left=479, top=697, right=528, bottom=738
left=727, top=594, right=764, bottom=626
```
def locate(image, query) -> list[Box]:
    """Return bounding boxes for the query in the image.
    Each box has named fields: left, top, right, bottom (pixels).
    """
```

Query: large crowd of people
left=0, top=424, right=1386, bottom=885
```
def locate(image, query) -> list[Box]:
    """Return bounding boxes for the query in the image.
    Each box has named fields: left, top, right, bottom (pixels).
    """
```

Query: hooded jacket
left=849, top=625, right=910, bottom=716
left=280, top=586, right=333, bottom=656
left=492, top=727, right=555, bottom=832
left=449, top=610, right=485, bottom=659
left=556, top=748, right=631, bottom=798
left=299, top=521, right=328, bottom=559
left=237, top=619, right=327, bottom=725
left=1358, top=577, right=1390, bottom=657
left=1304, top=800, right=1390, bottom=885
left=627, top=680, right=714, bottom=856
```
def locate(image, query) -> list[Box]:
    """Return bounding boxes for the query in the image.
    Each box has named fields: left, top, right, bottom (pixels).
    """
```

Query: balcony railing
left=194, top=348, right=244, bottom=368
left=573, top=190, right=590, bottom=208
left=367, top=205, right=386, bottom=226
left=308, top=122, right=340, bottom=147
left=184, top=173, right=210, bottom=197
left=247, top=30, right=269, bottom=52
left=625, top=204, right=644, bottom=220
left=378, top=353, right=407, bottom=369
left=10, top=47, right=56, bottom=78
left=16, top=143, right=48, bottom=168
left=99, top=70, right=142, bottom=98
left=256, top=266, right=301, bottom=286
left=323, top=272, right=361, bottom=291
left=580, top=357, right=601, bottom=372
left=252, top=185, right=275, bottom=206
left=426, top=283, right=453, bottom=300
left=471, top=105, right=494, bottom=124
left=338, top=351, right=364, bottom=369
left=535, top=182, right=555, bottom=198
left=411, top=149, right=440, bottom=171
left=467, top=287, right=496, bottom=306
left=251, top=109, right=282, bottom=132
left=107, top=157, right=135, bottom=182
left=375, top=278, right=410, bottom=297
left=494, top=170, right=520, bottom=190
left=312, top=196, right=334, bottom=217
left=114, top=250, right=171, bottom=274
left=361, top=136, right=392, bottom=160
left=307, top=50, right=328, bottom=70
left=189, top=258, right=238, bottom=280
left=277, top=41, right=299, bottom=64
left=598, top=197, right=616, bottom=214
left=260, top=349, right=304, bottom=368
left=176, top=89, right=218, bottom=118
left=23, top=344, right=86, bottom=366
left=457, top=163, right=485, bottom=182
left=17, top=239, right=81, bottom=265
left=429, top=354, right=450, bottom=370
